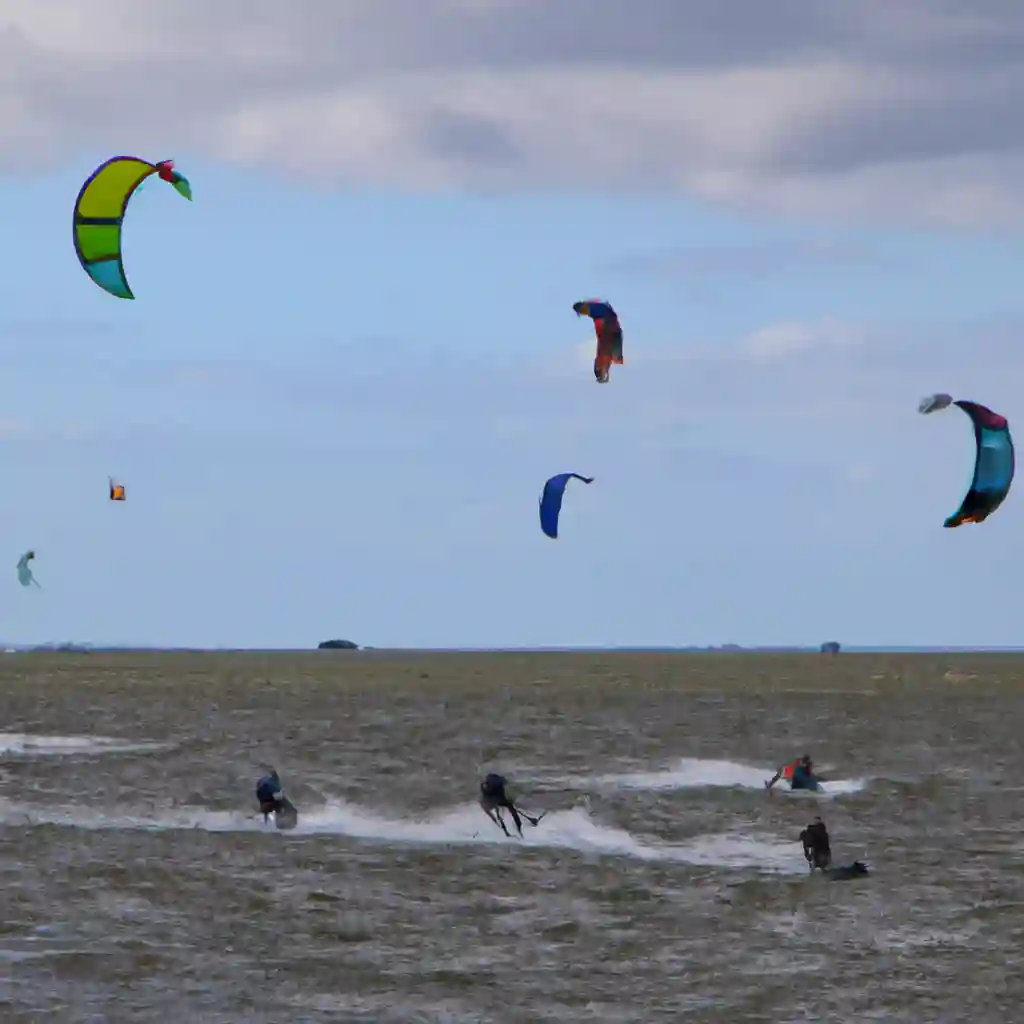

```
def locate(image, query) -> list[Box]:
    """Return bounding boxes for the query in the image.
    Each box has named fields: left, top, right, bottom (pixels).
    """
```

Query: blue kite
left=539, top=473, right=594, bottom=539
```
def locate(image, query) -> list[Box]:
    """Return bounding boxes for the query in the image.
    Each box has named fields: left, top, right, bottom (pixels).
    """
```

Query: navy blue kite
left=539, top=473, right=594, bottom=539
left=919, top=393, right=1015, bottom=528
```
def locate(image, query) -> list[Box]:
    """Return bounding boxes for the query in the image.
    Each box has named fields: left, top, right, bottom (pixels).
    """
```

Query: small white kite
left=918, top=393, right=953, bottom=415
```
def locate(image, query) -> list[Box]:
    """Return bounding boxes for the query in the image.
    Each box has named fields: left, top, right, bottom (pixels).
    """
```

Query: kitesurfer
left=800, top=816, right=832, bottom=872
left=479, top=773, right=543, bottom=838
left=256, top=769, right=284, bottom=822
left=790, top=755, right=820, bottom=791
left=766, top=754, right=820, bottom=793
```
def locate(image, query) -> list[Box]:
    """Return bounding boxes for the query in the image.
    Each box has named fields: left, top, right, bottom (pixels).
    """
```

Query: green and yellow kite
left=73, top=156, right=192, bottom=299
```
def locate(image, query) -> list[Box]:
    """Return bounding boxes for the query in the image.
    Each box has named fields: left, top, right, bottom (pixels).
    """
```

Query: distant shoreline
left=5, top=645, right=1024, bottom=655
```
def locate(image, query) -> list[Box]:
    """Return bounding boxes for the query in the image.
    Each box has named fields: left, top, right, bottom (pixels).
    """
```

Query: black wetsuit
left=480, top=773, right=524, bottom=837
left=256, top=774, right=283, bottom=822
left=800, top=819, right=832, bottom=871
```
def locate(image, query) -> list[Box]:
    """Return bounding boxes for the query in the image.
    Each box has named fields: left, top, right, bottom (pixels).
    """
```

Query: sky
left=2, top=1, right=1024, bottom=648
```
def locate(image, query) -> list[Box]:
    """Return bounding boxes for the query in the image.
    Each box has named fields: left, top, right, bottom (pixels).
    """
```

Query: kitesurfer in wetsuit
left=479, top=773, right=544, bottom=838
left=800, top=816, right=832, bottom=871
left=790, top=755, right=820, bottom=791
left=256, top=769, right=283, bottom=822
left=767, top=754, right=819, bottom=792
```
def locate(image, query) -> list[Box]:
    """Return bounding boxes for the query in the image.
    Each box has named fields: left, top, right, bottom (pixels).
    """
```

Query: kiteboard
left=274, top=796, right=298, bottom=831
left=484, top=808, right=547, bottom=838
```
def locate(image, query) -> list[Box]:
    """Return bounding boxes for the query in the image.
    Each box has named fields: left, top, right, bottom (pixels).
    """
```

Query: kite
left=919, top=394, right=1015, bottom=527
left=573, top=300, right=623, bottom=384
left=539, top=473, right=594, bottom=539
left=17, top=550, right=40, bottom=588
left=109, top=477, right=126, bottom=501
left=73, top=156, right=192, bottom=299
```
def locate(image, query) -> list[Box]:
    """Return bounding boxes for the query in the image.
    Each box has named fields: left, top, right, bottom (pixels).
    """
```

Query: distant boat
left=318, top=639, right=359, bottom=650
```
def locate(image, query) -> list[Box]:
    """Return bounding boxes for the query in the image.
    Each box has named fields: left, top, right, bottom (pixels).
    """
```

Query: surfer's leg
left=483, top=794, right=511, bottom=835
left=506, top=804, right=524, bottom=837
left=482, top=804, right=508, bottom=836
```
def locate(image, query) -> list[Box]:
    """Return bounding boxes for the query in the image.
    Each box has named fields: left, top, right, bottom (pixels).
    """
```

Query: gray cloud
left=3, top=1, right=1024, bottom=224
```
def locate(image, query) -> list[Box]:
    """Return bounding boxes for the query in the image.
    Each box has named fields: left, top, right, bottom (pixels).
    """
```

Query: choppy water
left=1, top=651, right=1022, bottom=1022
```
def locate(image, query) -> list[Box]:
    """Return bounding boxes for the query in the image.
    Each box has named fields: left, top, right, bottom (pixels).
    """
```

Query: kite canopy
left=539, top=473, right=594, bottom=539
left=920, top=395, right=1015, bottom=528
left=73, top=156, right=192, bottom=299
left=573, top=299, right=623, bottom=384
left=16, top=550, right=39, bottom=588
left=109, top=477, right=126, bottom=501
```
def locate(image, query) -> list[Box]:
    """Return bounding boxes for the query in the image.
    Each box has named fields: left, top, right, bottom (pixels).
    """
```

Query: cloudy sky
left=1, top=0, right=1023, bottom=648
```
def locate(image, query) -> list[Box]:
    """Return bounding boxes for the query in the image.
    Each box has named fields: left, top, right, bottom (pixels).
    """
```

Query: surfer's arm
left=799, top=830, right=813, bottom=859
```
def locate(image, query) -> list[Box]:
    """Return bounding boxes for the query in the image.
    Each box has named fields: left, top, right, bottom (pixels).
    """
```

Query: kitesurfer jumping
left=800, top=816, right=832, bottom=872
left=766, top=754, right=820, bottom=793
left=479, top=773, right=543, bottom=838
left=256, top=769, right=284, bottom=822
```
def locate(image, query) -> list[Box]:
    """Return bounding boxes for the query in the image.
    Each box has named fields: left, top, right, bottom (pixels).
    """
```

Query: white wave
left=589, top=757, right=867, bottom=798
left=770, top=778, right=864, bottom=802
left=0, top=798, right=803, bottom=873
left=0, top=732, right=169, bottom=756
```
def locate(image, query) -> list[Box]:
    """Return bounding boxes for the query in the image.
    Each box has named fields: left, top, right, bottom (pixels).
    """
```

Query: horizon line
left=7, top=643, right=1024, bottom=654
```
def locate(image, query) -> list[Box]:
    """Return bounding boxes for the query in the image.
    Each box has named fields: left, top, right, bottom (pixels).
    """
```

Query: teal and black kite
left=919, top=393, right=1015, bottom=527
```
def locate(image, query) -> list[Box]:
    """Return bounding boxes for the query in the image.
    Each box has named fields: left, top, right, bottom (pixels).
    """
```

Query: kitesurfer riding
left=800, top=816, right=832, bottom=872
left=479, top=772, right=543, bottom=838
left=256, top=769, right=284, bottom=822
left=767, top=754, right=820, bottom=793
left=791, top=755, right=820, bottom=791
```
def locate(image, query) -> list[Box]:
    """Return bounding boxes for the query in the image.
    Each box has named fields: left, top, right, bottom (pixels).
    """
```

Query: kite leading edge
left=73, top=156, right=192, bottom=300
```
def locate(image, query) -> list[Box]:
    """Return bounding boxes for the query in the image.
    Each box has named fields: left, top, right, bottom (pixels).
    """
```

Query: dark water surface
left=1, top=651, right=1023, bottom=1022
